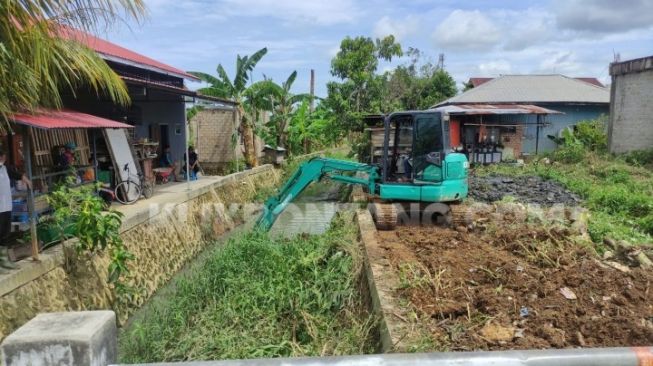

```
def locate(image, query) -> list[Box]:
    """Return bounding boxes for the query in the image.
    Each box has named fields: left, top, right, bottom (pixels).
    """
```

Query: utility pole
left=305, top=69, right=315, bottom=153
left=309, top=69, right=315, bottom=113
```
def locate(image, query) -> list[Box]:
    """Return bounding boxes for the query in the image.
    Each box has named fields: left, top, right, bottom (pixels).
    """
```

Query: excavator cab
left=382, top=111, right=448, bottom=184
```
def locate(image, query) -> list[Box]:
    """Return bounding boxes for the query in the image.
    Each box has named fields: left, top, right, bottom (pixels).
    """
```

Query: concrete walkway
left=112, top=176, right=223, bottom=232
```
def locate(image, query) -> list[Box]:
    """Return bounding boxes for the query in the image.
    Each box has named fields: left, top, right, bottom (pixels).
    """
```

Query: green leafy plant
left=119, top=212, right=376, bottom=363
left=47, top=178, right=133, bottom=291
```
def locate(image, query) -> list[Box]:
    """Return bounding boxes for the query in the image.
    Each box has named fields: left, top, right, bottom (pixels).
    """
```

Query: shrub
left=623, top=148, right=653, bottom=167
left=573, top=116, right=608, bottom=152
left=552, top=142, right=586, bottom=163
left=47, top=179, right=132, bottom=292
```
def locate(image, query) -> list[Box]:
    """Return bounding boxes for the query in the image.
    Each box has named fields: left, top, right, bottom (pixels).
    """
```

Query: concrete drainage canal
left=114, top=178, right=382, bottom=363
left=2, top=169, right=653, bottom=366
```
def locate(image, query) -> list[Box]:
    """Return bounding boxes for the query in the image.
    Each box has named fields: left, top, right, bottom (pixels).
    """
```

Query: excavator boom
left=256, top=157, right=380, bottom=231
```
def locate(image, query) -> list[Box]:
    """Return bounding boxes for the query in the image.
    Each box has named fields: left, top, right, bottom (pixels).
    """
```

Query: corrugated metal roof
left=440, top=75, right=609, bottom=106
left=11, top=109, right=133, bottom=130
left=467, top=76, right=604, bottom=88
left=59, top=27, right=199, bottom=81
left=433, top=104, right=561, bottom=115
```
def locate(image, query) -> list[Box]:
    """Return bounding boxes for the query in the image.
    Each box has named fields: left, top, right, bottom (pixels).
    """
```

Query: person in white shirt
left=0, top=148, right=31, bottom=271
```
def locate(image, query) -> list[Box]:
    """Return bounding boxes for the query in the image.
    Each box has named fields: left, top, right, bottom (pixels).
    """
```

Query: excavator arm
left=256, top=157, right=380, bottom=231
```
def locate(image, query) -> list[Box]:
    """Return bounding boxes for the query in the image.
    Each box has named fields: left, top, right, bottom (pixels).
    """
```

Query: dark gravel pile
left=470, top=175, right=581, bottom=205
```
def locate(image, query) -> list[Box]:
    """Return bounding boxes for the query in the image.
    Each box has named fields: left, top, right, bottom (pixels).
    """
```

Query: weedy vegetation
left=119, top=212, right=377, bottom=363
left=477, top=118, right=653, bottom=246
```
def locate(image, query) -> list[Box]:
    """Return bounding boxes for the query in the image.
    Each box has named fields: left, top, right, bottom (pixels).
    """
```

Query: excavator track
left=449, top=203, right=470, bottom=227
left=370, top=202, right=398, bottom=230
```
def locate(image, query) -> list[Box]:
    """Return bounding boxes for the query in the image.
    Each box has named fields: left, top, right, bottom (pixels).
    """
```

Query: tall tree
left=190, top=48, right=268, bottom=167
left=0, top=0, right=146, bottom=129
left=249, top=71, right=311, bottom=148
left=325, top=35, right=402, bottom=135
left=385, top=48, right=457, bottom=110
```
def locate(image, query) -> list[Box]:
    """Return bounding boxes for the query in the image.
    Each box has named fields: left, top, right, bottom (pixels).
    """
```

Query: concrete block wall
left=609, top=56, right=653, bottom=153
left=191, top=109, right=267, bottom=172
left=192, top=109, right=241, bottom=164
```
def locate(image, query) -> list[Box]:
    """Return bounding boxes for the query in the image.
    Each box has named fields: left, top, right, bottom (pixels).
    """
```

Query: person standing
left=0, top=148, right=31, bottom=270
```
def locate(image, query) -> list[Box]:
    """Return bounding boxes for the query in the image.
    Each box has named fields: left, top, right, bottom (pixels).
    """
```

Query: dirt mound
left=471, top=175, right=581, bottom=206
left=378, top=225, right=653, bottom=351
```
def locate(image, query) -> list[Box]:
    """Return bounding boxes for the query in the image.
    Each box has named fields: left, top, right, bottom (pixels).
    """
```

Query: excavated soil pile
left=378, top=225, right=653, bottom=351
left=470, top=175, right=581, bottom=205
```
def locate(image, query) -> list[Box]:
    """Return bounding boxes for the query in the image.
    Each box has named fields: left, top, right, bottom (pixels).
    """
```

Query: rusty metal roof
left=11, top=109, right=133, bottom=130
left=433, top=104, right=562, bottom=115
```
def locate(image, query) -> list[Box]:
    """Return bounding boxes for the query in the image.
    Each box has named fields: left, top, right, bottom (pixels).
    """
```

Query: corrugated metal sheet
left=433, top=104, right=562, bottom=115
left=122, top=76, right=237, bottom=105
left=438, top=75, right=609, bottom=106
left=468, top=77, right=604, bottom=88
left=11, top=109, right=133, bottom=130
left=59, top=27, right=199, bottom=81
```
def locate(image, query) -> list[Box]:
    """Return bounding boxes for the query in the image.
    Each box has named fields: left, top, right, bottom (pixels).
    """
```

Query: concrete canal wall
left=0, top=165, right=280, bottom=339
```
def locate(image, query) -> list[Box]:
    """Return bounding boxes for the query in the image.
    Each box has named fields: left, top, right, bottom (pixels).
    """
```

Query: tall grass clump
left=119, top=212, right=376, bottom=363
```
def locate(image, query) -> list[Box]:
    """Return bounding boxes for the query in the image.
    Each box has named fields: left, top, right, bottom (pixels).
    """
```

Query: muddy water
left=269, top=180, right=352, bottom=237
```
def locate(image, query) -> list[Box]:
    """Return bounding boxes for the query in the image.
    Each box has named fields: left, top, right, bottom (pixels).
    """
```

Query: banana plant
left=248, top=71, right=312, bottom=148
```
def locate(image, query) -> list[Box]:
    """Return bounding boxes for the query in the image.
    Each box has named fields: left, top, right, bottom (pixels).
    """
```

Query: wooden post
left=22, top=126, right=39, bottom=261
left=535, top=115, right=541, bottom=155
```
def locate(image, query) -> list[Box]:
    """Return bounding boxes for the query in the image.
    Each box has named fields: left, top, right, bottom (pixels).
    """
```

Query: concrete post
left=1, top=311, right=117, bottom=366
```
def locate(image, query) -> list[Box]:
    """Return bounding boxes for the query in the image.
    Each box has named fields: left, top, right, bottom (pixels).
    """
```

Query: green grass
left=119, top=212, right=376, bottom=363
left=476, top=151, right=653, bottom=245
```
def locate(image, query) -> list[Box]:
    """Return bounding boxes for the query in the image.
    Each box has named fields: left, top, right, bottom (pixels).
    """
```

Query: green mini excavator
left=256, top=110, right=469, bottom=231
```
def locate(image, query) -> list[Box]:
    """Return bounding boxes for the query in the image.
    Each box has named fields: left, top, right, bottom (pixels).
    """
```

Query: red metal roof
left=11, top=109, right=133, bottom=129
left=59, top=27, right=199, bottom=81
left=574, top=77, right=604, bottom=87
left=469, top=78, right=493, bottom=87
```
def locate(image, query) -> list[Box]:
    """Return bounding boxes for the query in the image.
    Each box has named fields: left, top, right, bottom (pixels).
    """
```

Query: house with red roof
left=57, top=28, right=236, bottom=167
left=1, top=29, right=238, bottom=259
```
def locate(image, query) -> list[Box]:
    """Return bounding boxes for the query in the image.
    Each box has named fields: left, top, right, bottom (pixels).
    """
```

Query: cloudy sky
left=106, top=0, right=653, bottom=96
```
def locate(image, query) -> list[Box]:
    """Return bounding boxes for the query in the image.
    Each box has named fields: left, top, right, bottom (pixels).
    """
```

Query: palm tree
left=190, top=48, right=268, bottom=167
left=0, top=0, right=145, bottom=129
left=249, top=71, right=311, bottom=148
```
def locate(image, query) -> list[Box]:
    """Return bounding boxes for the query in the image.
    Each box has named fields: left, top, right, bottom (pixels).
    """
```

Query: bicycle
left=114, top=163, right=154, bottom=204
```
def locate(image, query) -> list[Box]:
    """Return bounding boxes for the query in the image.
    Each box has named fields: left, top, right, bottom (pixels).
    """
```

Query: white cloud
left=478, top=60, right=512, bottom=75
left=432, top=10, right=502, bottom=52
left=499, top=8, right=556, bottom=51
left=220, top=0, right=361, bottom=25
left=554, top=0, right=653, bottom=33
left=373, top=15, right=419, bottom=41
left=537, top=51, right=582, bottom=74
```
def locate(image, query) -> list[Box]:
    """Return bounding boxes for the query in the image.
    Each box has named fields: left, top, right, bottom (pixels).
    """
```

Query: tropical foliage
left=189, top=35, right=458, bottom=160
left=249, top=71, right=311, bottom=148
left=0, top=0, right=145, bottom=129
left=190, top=48, right=268, bottom=167
left=46, top=179, right=133, bottom=294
